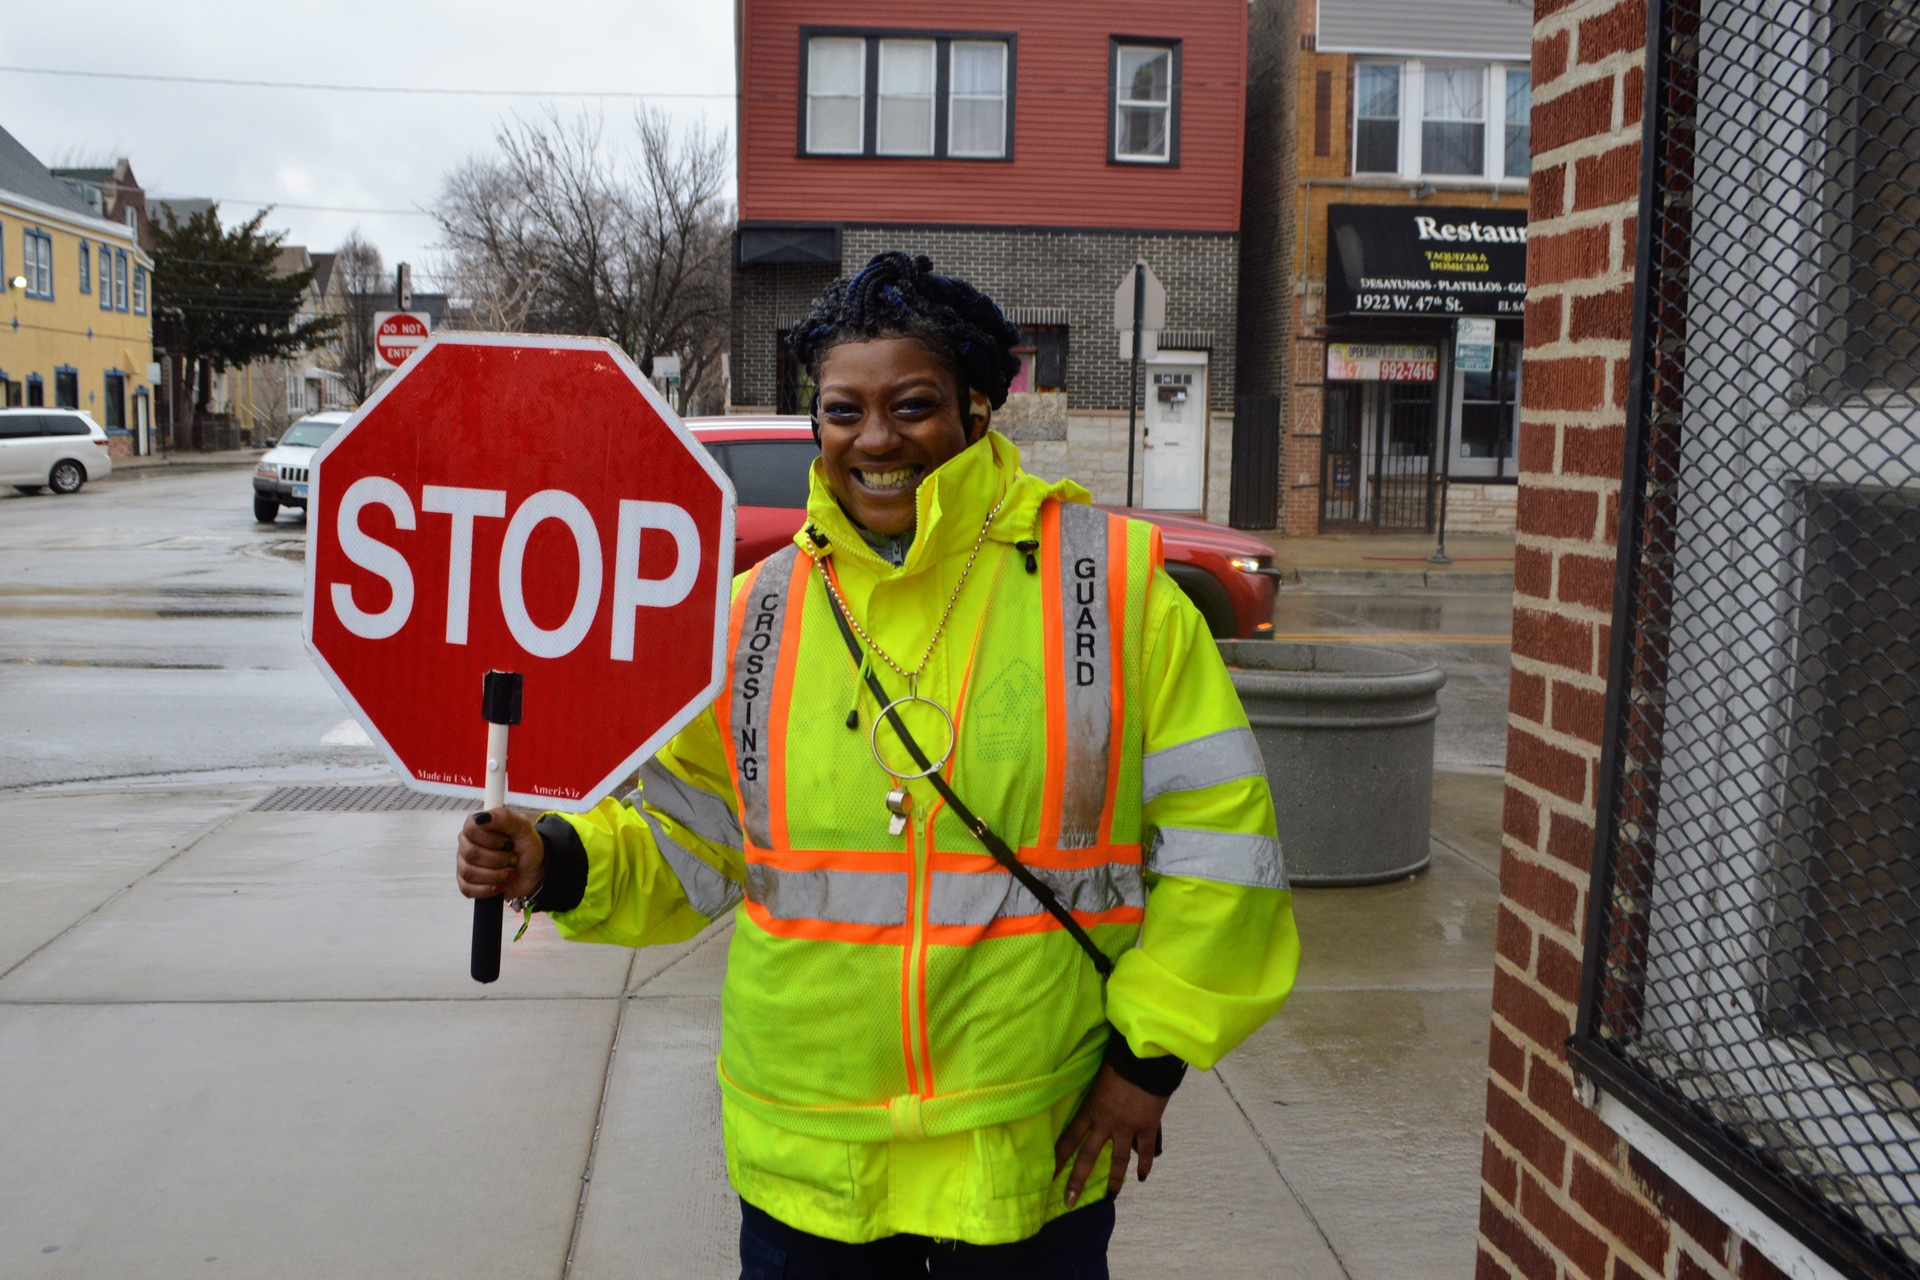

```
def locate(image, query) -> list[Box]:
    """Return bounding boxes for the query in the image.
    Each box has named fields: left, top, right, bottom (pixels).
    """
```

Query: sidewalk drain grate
left=252, top=785, right=479, bottom=813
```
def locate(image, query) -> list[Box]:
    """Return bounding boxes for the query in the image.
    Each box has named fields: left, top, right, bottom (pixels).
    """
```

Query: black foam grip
left=471, top=894, right=503, bottom=983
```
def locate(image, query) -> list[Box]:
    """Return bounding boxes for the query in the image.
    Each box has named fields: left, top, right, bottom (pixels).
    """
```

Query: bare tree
left=329, top=230, right=386, bottom=405
left=432, top=109, right=732, bottom=399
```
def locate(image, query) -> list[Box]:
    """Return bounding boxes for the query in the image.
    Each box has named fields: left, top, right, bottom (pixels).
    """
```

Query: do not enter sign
left=373, top=310, right=432, bottom=368
left=303, top=334, right=736, bottom=811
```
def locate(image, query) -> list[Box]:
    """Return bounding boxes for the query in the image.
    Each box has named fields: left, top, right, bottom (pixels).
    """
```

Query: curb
left=1292, top=567, right=1514, bottom=591
left=106, top=458, right=261, bottom=480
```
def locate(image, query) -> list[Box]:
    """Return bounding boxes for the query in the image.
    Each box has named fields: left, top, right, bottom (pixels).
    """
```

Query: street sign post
left=304, top=334, right=736, bottom=980
left=372, top=311, right=432, bottom=369
left=1113, top=261, right=1167, bottom=507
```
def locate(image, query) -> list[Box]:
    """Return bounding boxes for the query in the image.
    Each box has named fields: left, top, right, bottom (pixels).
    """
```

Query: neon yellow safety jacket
left=540, top=430, right=1299, bottom=1244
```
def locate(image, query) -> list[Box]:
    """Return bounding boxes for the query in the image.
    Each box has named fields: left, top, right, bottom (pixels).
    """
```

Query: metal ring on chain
left=868, top=695, right=956, bottom=781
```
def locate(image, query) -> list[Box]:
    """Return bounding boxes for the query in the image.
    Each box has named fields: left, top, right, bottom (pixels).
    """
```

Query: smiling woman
left=456, top=249, right=1299, bottom=1274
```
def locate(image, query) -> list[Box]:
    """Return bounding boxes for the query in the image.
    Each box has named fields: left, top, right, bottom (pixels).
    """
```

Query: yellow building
left=0, top=125, right=154, bottom=454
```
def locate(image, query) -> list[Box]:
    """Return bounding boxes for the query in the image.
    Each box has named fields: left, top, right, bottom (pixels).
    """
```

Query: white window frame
left=948, top=40, right=1009, bottom=159
left=23, top=229, right=53, bottom=299
left=875, top=38, right=937, bottom=157
left=805, top=36, right=867, bottom=155
left=1112, top=42, right=1176, bottom=164
left=1349, top=60, right=1530, bottom=186
left=1503, top=66, right=1532, bottom=180
left=1420, top=62, right=1490, bottom=178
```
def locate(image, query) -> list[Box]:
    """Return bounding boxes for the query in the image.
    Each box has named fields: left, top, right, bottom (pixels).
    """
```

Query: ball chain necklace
left=818, top=491, right=1010, bottom=835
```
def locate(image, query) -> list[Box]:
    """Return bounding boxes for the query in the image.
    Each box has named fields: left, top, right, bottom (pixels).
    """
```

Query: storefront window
left=1459, top=337, right=1521, bottom=461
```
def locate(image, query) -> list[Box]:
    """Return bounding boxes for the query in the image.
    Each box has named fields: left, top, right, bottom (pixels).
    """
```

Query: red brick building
left=1481, top=1, right=1920, bottom=1278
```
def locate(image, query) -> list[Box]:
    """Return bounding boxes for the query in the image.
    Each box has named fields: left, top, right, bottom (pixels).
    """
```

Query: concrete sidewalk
left=0, top=771, right=1500, bottom=1278
left=107, top=449, right=264, bottom=478
left=1253, top=530, right=1515, bottom=592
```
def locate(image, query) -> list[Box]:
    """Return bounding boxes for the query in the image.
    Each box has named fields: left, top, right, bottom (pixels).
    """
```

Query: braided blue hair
left=791, top=252, right=1025, bottom=412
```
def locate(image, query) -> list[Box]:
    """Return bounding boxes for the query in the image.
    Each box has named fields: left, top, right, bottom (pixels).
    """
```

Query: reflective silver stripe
left=644, top=810, right=742, bottom=919
left=1147, top=828, right=1288, bottom=889
left=730, top=544, right=799, bottom=849
left=640, top=758, right=743, bottom=851
left=743, top=863, right=908, bottom=926
left=926, top=861, right=1144, bottom=927
left=1055, top=503, right=1112, bottom=850
left=1141, top=728, right=1267, bottom=805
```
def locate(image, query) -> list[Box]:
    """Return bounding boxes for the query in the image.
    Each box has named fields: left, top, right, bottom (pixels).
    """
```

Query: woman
left=457, top=252, right=1299, bottom=1277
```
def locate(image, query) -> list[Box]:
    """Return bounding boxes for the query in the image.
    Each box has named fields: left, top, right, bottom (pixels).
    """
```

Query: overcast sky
left=2, top=0, right=738, bottom=292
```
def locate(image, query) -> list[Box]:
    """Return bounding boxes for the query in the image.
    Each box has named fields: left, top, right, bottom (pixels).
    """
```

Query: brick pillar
left=1476, top=3, right=1792, bottom=1278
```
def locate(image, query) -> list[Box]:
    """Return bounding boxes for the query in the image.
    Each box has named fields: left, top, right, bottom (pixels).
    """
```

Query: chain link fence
left=1573, top=1, right=1920, bottom=1276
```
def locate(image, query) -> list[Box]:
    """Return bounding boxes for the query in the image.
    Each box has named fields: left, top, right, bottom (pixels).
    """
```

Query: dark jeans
left=739, top=1198, right=1115, bottom=1280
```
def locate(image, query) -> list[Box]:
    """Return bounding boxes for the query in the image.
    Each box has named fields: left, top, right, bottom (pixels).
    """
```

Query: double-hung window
left=23, top=229, right=53, bottom=299
left=806, top=36, right=866, bottom=154
left=99, top=243, right=113, bottom=310
left=949, top=41, right=1009, bottom=159
left=1111, top=40, right=1179, bottom=164
left=133, top=266, right=147, bottom=315
left=79, top=241, right=91, bottom=294
left=1421, top=65, right=1486, bottom=176
left=1349, top=62, right=1528, bottom=182
left=1354, top=63, right=1402, bottom=174
left=801, top=31, right=1014, bottom=160
left=876, top=40, right=936, bottom=155
left=1503, top=68, right=1531, bottom=180
left=114, top=249, right=128, bottom=311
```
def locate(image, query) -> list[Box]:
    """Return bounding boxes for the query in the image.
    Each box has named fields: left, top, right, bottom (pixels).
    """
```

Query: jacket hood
left=798, top=429, right=1090, bottom=575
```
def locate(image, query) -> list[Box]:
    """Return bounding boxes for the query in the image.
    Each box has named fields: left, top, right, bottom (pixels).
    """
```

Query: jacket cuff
left=531, top=815, right=588, bottom=915
left=1103, top=1025, right=1188, bottom=1097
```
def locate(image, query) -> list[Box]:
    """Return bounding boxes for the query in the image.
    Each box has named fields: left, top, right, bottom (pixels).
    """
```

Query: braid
left=791, top=251, right=1025, bottom=410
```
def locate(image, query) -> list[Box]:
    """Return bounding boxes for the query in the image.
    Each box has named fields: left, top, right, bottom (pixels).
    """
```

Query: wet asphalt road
left=0, top=467, right=1511, bottom=790
left=0, top=468, right=386, bottom=792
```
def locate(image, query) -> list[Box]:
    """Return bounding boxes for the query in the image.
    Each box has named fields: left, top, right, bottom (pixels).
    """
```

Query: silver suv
left=253, top=411, right=348, bottom=522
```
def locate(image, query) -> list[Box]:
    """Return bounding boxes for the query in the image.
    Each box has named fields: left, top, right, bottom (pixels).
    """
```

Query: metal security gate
left=1573, top=2, right=1920, bottom=1277
left=1319, top=383, right=1437, bottom=531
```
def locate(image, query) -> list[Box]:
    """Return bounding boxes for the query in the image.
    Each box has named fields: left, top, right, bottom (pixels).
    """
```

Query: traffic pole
left=472, top=669, right=522, bottom=984
left=1124, top=262, right=1146, bottom=508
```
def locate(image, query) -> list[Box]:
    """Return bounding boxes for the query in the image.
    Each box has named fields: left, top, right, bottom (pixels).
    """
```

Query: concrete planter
left=1217, top=642, right=1447, bottom=886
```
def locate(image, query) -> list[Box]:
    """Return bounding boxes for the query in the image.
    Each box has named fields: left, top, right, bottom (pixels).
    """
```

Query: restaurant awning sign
left=1325, top=204, right=1527, bottom=319
left=1327, top=343, right=1437, bottom=381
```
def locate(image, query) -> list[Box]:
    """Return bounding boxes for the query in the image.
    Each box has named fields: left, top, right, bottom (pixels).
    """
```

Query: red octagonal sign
left=304, top=334, right=735, bottom=811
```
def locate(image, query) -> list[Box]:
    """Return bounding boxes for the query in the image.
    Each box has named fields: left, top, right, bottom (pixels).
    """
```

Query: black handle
left=471, top=894, right=503, bottom=983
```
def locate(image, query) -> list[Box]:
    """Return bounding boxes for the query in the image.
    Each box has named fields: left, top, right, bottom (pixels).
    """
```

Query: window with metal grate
left=1574, top=2, right=1920, bottom=1277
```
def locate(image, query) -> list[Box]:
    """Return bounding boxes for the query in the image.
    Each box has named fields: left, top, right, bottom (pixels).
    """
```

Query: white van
left=0, top=409, right=113, bottom=494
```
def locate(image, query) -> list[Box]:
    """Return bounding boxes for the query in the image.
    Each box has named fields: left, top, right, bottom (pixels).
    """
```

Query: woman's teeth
left=857, top=467, right=919, bottom=492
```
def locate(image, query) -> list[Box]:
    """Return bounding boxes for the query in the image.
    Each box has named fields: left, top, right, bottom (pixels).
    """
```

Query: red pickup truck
left=689, top=417, right=1280, bottom=640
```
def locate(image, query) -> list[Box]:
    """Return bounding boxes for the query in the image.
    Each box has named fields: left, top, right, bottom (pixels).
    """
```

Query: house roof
left=1316, top=0, right=1532, bottom=59
left=0, top=123, right=97, bottom=217
left=150, top=196, right=216, bottom=226
left=273, top=245, right=311, bottom=276
left=310, top=251, right=338, bottom=295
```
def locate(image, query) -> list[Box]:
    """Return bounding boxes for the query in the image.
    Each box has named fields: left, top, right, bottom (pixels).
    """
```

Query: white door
left=1141, top=361, right=1206, bottom=510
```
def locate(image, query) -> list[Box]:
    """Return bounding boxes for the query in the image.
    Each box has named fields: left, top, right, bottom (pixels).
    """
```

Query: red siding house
left=731, top=0, right=1250, bottom=523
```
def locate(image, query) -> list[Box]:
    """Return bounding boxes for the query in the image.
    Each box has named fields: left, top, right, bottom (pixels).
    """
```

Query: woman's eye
left=821, top=402, right=860, bottom=419
left=893, top=398, right=934, bottom=417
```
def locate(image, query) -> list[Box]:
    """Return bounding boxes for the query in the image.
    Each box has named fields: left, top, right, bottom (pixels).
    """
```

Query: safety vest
left=708, top=498, right=1161, bottom=1144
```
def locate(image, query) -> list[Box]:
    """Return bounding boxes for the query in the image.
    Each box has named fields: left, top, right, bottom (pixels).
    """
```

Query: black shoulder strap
left=816, top=560, right=1115, bottom=977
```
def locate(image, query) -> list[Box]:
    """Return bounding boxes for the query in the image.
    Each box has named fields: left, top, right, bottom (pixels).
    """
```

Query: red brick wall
left=1478, top=3, right=1790, bottom=1277
left=738, top=0, right=1247, bottom=232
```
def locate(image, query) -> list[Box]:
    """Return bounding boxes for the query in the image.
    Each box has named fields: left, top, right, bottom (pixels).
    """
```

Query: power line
left=151, top=196, right=436, bottom=217
left=0, top=65, right=736, bottom=100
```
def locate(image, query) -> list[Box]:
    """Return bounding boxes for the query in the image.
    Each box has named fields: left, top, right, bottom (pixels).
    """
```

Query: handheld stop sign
left=302, top=334, right=735, bottom=982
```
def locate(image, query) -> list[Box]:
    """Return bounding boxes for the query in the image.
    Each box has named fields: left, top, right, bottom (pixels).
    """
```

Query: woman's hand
left=1054, top=1065, right=1171, bottom=1207
left=455, top=807, right=547, bottom=901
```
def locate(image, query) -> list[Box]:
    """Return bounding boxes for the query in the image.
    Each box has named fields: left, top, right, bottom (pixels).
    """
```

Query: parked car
left=253, top=411, right=350, bottom=522
left=0, top=408, right=112, bottom=494
left=686, top=417, right=1280, bottom=639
